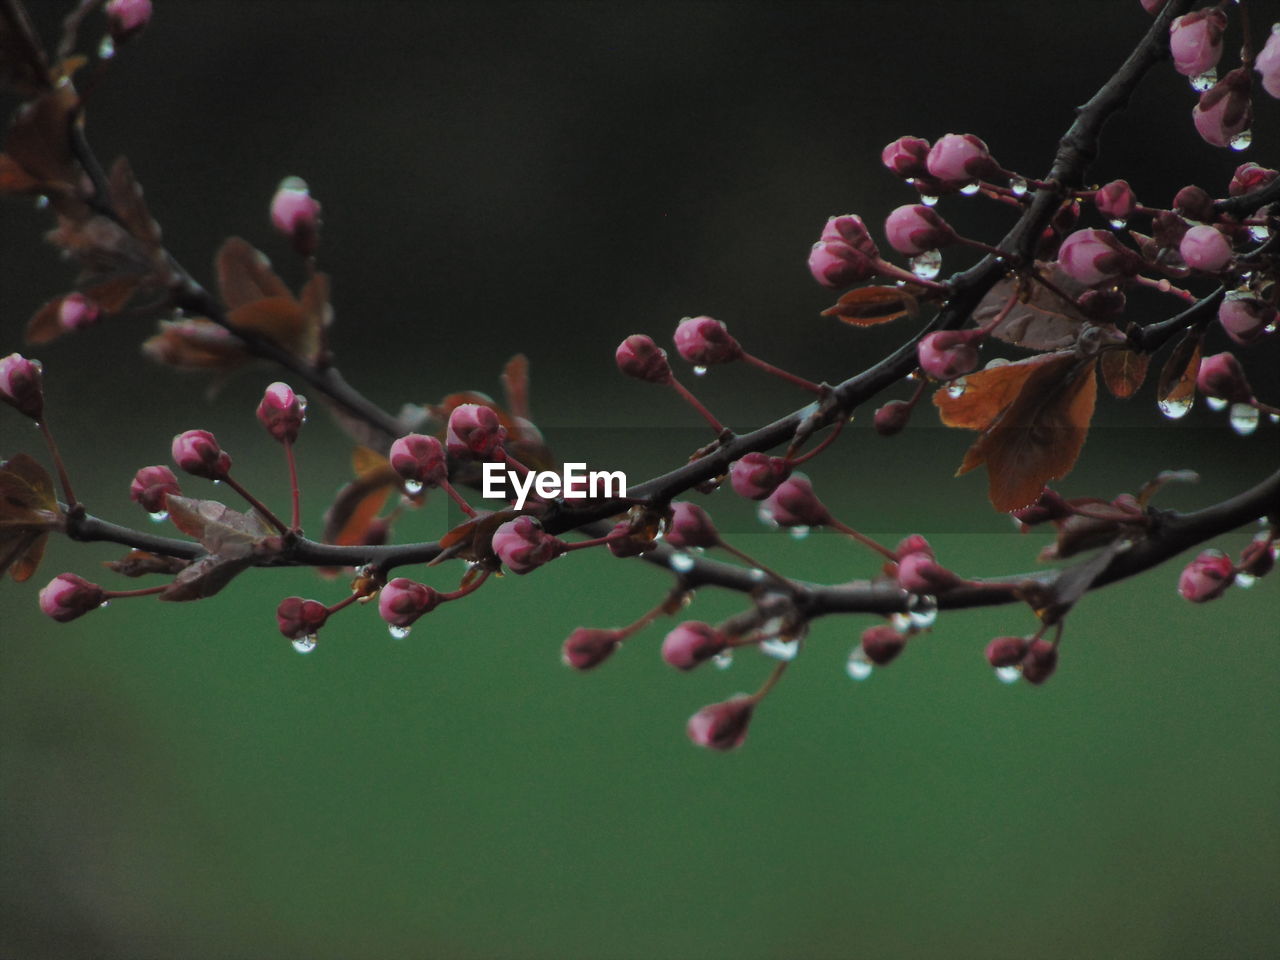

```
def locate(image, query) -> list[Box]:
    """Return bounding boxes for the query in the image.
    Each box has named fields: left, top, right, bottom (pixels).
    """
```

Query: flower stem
left=38, top=421, right=77, bottom=509
left=222, top=474, right=288, bottom=534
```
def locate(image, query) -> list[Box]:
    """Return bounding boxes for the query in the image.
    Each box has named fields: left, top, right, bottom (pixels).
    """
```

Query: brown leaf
left=216, top=237, right=290, bottom=310
left=108, top=156, right=164, bottom=257
left=227, top=296, right=309, bottom=351
left=435, top=509, right=517, bottom=563
left=143, top=317, right=249, bottom=371
left=0, top=453, right=60, bottom=581
left=822, top=285, right=919, bottom=326
left=0, top=152, right=41, bottom=193
left=105, top=550, right=191, bottom=577
left=975, top=264, right=1087, bottom=351
left=159, top=553, right=253, bottom=602
left=501, top=354, right=532, bottom=420
left=1155, top=331, right=1201, bottom=418
left=3, top=84, right=80, bottom=192
left=165, top=495, right=274, bottom=557
left=933, top=353, right=1065, bottom=431
left=943, top=355, right=1098, bottom=512
left=1100, top=347, right=1149, bottom=399
left=322, top=448, right=398, bottom=546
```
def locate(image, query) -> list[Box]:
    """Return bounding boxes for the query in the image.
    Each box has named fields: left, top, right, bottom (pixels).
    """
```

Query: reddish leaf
left=1156, top=331, right=1201, bottom=418
left=216, top=237, right=291, bottom=310
left=3, top=84, right=80, bottom=192
left=105, top=550, right=191, bottom=577
left=143, top=317, right=249, bottom=370
left=159, top=553, right=253, bottom=602
left=822, top=285, right=919, bottom=326
left=165, top=495, right=274, bottom=557
left=501, top=354, right=532, bottom=420
left=0, top=152, right=40, bottom=193
left=0, top=453, right=61, bottom=582
left=933, top=353, right=1065, bottom=431
left=1100, top=347, right=1149, bottom=399
left=436, top=509, right=517, bottom=563
left=322, top=447, right=399, bottom=547
left=227, top=296, right=309, bottom=351
left=975, top=264, right=1086, bottom=351
left=108, top=156, right=164, bottom=257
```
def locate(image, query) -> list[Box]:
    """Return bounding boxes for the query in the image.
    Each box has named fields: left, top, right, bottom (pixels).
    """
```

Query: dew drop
left=34, top=195, right=49, bottom=210
left=906, top=593, right=938, bottom=629
left=1229, top=130, right=1252, bottom=151
left=756, top=504, right=779, bottom=529
left=292, top=636, right=317, bottom=654
left=98, top=600, right=111, bottom=609
left=1270, top=413, right=1279, bottom=424
left=1157, top=395, right=1193, bottom=419
left=1248, top=224, right=1271, bottom=242
left=712, top=649, right=734, bottom=670
left=678, top=590, right=695, bottom=608
left=1108, top=218, right=1128, bottom=230
left=211, top=478, right=222, bottom=485
left=692, top=365, right=708, bottom=377
left=1229, top=403, right=1259, bottom=436
left=1266, top=323, right=1278, bottom=335
left=148, top=510, right=169, bottom=523
left=789, top=525, right=810, bottom=540
left=1205, top=396, right=1228, bottom=412
left=1190, top=68, right=1217, bottom=93
left=760, top=637, right=799, bottom=662
left=983, top=357, right=1010, bottom=369
left=403, top=479, right=424, bottom=495
left=994, top=665, right=1021, bottom=684
left=1234, top=572, right=1256, bottom=589
left=959, top=182, right=982, bottom=196
left=919, top=193, right=939, bottom=207
left=846, top=648, right=873, bottom=681
left=669, top=552, right=695, bottom=573
left=909, top=249, right=942, bottom=280
left=98, top=35, right=115, bottom=60
left=388, top=625, right=411, bottom=639
left=947, top=377, right=967, bottom=399
left=889, top=612, right=912, bottom=632
left=1009, top=177, right=1028, bottom=197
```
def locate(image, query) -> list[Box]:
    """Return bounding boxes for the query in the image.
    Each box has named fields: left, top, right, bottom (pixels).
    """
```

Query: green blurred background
left=2, top=2, right=1278, bottom=958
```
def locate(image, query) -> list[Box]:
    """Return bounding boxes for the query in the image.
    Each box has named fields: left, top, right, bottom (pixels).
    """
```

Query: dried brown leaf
left=105, top=550, right=191, bottom=577
left=976, top=264, right=1087, bottom=351
left=1100, top=347, right=1149, bottom=399
left=933, top=353, right=1065, bottom=431
left=159, top=553, right=253, bottom=602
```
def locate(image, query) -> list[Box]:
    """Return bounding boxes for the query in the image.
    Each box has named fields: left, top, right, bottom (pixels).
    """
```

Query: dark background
left=2, top=3, right=1278, bottom=958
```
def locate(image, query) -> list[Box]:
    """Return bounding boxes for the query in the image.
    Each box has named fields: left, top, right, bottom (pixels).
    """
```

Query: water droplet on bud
left=947, top=377, right=967, bottom=399
left=98, top=36, right=116, bottom=60
left=403, top=479, right=423, bottom=495
left=846, top=648, right=873, bottom=681
left=1009, top=177, right=1028, bottom=197
left=889, top=612, right=912, bottom=632
left=756, top=504, right=779, bottom=529
left=1205, top=396, right=1228, bottom=412
left=760, top=637, right=799, bottom=662
left=1158, top=395, right=1193, bottom=419
left=669, top=552, right=695, bottom=573
left=292, top=636, right=317, bottom=654
left=906, top=593, right=938, bottom=629
left=34, top=195, right=49, bottom=210
left=1190, top=69, right=1217, bottom=92
left=788, top=525, right=810, bottom=540
left=1229, top=130, right=1252, bottom=151
left=909, top=249, right=942, bottom=280
left=389, top=625, right=411, bottom=639
left=1248, top=224, right=1271, bottom=242
left=1229, top=403, right=1259, bottom=435
left=994, top=665, right=1021, bottom=684
left=712, top=649, right=734, bottom=670
left=692, top=365, right=708, bottom=377
left=148, top=510, right=169, bottom=523
left=98, top=600, right=111, bottom=609
left=959, top=182, right=982, bottom=196
left=1108, top=218, right=1127, bottom=229
left=1234, top=571, right=1256, bottom=589
left=919, top=194, right=939, bottom=207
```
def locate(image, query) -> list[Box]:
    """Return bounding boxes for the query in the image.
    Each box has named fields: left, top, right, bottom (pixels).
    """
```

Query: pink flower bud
left=917, top=329, right=980, bottom=381
left=1020, top=639, right=1059, bottom=685
left=1195, top=352, right=1253, bottom=403
left=808, top=240, right=877, bottom=289
left=1093, top=180, right=1136, bottom=222
left=860, top=624, right=907, bottom=666
left=105, top=0, right=152, bottom=40
left=377, top=577, right=440, bottom=628
left=1229, top=161, right=1278, bottom=197
left=0, top=352, right=44, bottom=421
left=1178, top=225, right=1234, bottom=273
left=884, top=204, right=956, bottom=256
left=1193, top=69, right=1253, bottom=149
left=1172, top=185, right=1214, bottom=221
left=446, top=403, right=507, bottom=461
left=896, top=551, right=963, bottom=594
left=562, top=627, right=623, bottom=670
left=821, top=214, right=879, bottom=256
left=1218, top=295, right=1275, bottom=346
left=1178, top=549, right=1235, bottom=602
left=686, top=695, right=755, bottom=751
left=873, top=399, right=912, bottom=436
left=1057, top=229, right=1140, bottom=286
left=269, top=177, right=322, bottom=256
left=1240, top=538, right=1275, bottom=579
left=985, top=635, right=1029, bottom=668
left=666, top=502, right=720, bottom=549
left=661, top=621, right=729, bottom=670
left=881, top=136, right=931, bottom=179
left=256, top=381, right=305, bottom=444
left=895, top=535, right=933, bottom=559
left=58, top=293, right=101, bottom=331
left=1255, top=24, right=1280, bottom=99
left=39, top=573, right=106, bottom=623
left=491, top=515, right=561, bottom=574
left=129, top=465, right=181, bottom=514
left=673, top=315, right=742, bottom=366
left=615, top=335, right=672, bottom=383
left=276, top=596, right=329, bottom=639
left=1169, top=9, right=1227, bottom=78
left=729, top=453, right=791, bottom=501
left=171, top=429, right=231, bottom=480
left=389, top=433, right=448, bottom=487
left=762, top=474, right=831, bottom=527
left=925, top=133, right=998, bottom=185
